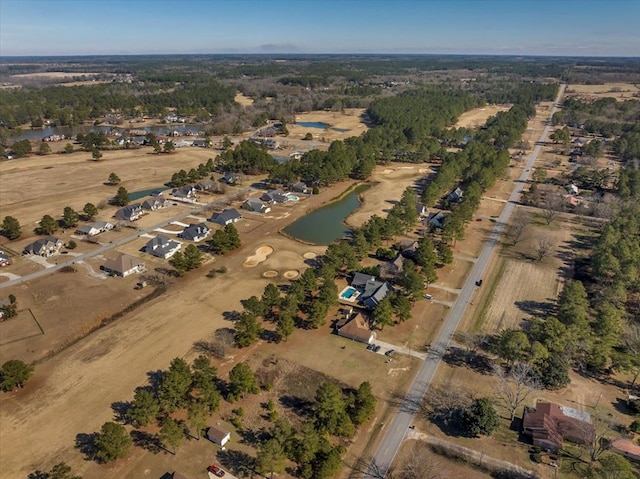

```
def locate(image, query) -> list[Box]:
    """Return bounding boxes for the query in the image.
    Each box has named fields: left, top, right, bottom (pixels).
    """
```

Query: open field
left=453, top=104, right=511, bottom=129
left=289, top=108, right=369, bottom=143
left=234, top=92, right=254, bottom=106
left=566, top=82, right=640, bottom=101
left=10, top=72, right=108, bottom=79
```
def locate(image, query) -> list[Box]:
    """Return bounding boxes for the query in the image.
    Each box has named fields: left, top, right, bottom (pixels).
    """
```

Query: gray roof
left=102, top=253, right=144, bottom=274
left=179, top=223, right=211, bottom=241
left=351, top=272, right=376, bottom=289
left=448, top=187, right=464, bottom=201
left=362, top=281, right=393, bottom=308
left=24, top=236, right=62, bottom=254
left=115, top=204, right=142, bottom=220
left=195, top=179, right=215, bottom=190
left=144, top=235, right=182, bottom=257
left=210, top=208, right=242, bottom=224
left=261, top=189, right=289, bottom=203
left=243, top=198, right=268, bottom=212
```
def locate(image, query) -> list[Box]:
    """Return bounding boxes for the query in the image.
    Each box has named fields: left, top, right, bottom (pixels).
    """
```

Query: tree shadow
left=235, top=426, right=268, bottom=447
left=131, top=429, right=163, bottom=454
left=146, top=369, right=165, bottom=391
left=279, top=395, right=314, bottom=418
left=111, top=401, right=132, bottom=424
left=259, top=329, right=280, bottom=343
left=442, top=347, right=494, bottom=375
left=223, top=310, right=242, bottom=321
left=75, top=432, right=99, bottom=461
left=217, top=448, right=258, bottom=477
left=514, top=300, right=554, bottom=318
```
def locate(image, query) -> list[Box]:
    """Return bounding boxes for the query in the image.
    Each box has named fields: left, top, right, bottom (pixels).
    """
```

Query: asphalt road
left=366, top=84, right=566, bottom=477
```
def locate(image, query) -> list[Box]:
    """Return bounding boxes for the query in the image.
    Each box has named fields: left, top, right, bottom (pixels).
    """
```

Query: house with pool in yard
left=338, top=272, right=394, bottom=309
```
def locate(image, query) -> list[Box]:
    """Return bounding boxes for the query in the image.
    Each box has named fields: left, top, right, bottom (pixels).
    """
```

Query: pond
left=295, top=121, right=329, bottom=129
left=283, top=184, right=369, bottom=245
left=129, top=186, right=167, bottom=201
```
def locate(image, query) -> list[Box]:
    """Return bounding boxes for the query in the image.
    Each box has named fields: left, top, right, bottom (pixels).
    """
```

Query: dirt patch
left=302, top=252, right=317, bottom=259
left=234, top=92, right=254, bottom=106
left=243, top=245, right=273, bottom=267
left=288, top=108, right=368, bottom=143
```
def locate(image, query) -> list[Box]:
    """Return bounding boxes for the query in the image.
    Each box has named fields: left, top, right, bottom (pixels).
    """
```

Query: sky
left=0, top=0, right=639, bottom=57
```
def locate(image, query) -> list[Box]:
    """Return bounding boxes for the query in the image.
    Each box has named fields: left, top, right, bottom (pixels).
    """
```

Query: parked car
left=366, top=344, right=374, bottom=351
left=373, top=345, right=381, bottom=352
left=423, top=293, right=433, bottom=300
left=385, top=349, right=395, bottom=356
left=475, top=279, right=483, bottom=287
left=207, top=465, right=225, bottom=477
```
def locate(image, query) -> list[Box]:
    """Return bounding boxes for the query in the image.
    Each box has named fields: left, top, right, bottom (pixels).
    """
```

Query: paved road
left=0, top=194, right=248, bottom=290
left=367, top=84, right=566, bottom=477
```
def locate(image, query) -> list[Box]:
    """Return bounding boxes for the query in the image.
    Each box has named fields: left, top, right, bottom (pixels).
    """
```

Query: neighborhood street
left=0, top=197, right=237, bottom=290
left=367, top=84, right=566, bottom=477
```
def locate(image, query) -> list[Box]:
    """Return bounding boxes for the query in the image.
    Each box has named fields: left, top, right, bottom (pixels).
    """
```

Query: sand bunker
left=302, top=252, right=317, bottom=260
left=243, top=245, right=274, bottom=267
left=283, top=270, right=299, bottom=279
left=262, top=270, right=278, bottom=278
left=382, top=169, right=394, bottom=174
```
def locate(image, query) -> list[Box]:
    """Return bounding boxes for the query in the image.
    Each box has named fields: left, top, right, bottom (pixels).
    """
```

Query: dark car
left=385, top=349, right=395, bottom=356
left=373, top=345, right=381, bottom=352
left=207, top=465, right=225, bottom=477
left=475, top=279, right=483, bottom=287
left=366, top=344, right=374, bottom=351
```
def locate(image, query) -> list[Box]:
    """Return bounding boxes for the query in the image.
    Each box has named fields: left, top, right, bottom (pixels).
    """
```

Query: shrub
left=630, top=419, right=640, bottom=434
left=67, top=240, right=77, bottom=250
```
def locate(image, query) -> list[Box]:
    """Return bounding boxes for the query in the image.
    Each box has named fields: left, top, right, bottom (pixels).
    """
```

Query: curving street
left=367, top=84, right=566, bottom=477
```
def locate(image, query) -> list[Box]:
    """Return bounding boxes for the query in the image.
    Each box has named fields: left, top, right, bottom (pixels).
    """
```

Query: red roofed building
left=611, top=438, right=640, bottom=463
left=522, top=401, right=594, bottom=451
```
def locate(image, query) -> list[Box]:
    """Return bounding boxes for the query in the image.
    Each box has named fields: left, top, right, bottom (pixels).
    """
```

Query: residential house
left=101, top=253, right=145, bottom=277
left=207, top=426, right=231, bottom=447
left=0, top=250, right=10, bottom=267
left=242, top=198, right=271, bottom=214
left=179, top=223, right=211, bottom=242
left=398, top=239, right=418, bottom=258
left=611, top=439, right=640, bottom=463
left=423, top=211, right=447, bottom=229
left=448, top=187, right=464, bottom=203
left=380, top=255, right=404, bottom=280
left=261, top=189, right=290, bottom=204
left=144, top=235, right=182, bottom=259
left=142, top=195, right=169, bottom=211
left=220, top=172, right=240, bottom=185
left=350, top=272, right=393, bottom=309
left=290, top=181, right=309, bottom=194
left=114, top=204, right=144, bottom=222
left=195, top=179, right=215, bottom=192
left=76, top=221, right=114, bottom=236
left=24, top=237, right=64, bottom=257
left=210, top=209, right=242, bottom=225
left=522, top=401, right=594, bottom=452
left=564, top=195, right=583, bottom=207
left=171, top=186, right=197, bottom=203
left=335, top=312, right=376, bottom=344
left=566, top=183, right=579, bottom=196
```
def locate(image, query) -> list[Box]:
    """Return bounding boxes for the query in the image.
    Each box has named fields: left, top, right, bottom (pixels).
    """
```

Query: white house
left=102, top=253, right=145, bottom=277
left=144, top=235, right=182, bottom=259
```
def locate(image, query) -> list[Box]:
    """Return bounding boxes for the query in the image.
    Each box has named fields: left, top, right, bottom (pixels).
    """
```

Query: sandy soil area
left=453, top=105, right=511, bottom=129
left=234, top=92, right=254, bottom=106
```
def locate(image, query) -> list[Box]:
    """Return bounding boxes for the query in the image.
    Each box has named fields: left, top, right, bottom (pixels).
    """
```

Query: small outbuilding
left=207, top=426, right=231, bottom=447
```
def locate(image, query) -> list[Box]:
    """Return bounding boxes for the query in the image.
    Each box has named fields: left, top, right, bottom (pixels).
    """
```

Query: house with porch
left=242, top=198, right=271, bottom=214
left=335, top=312, right=376, bottom=344
left=24, top=237, right=64, bottom=257
left=261, top=189, right=290, bottom=204
left=179, top=223, right=211, bottom=242
left=171, top=186, right=198, bottom=203
left=220, top=172, right=240, bottom=185
left=144, top=235, right=182, bottom=259
left=195, top=179, right=215, bottom=192
left=76, top=221, right=114, bottom=236
left=114, top=204, right=144, bottom=222
left=142, top=195, right=170, bottom=211
left=101, top=253, right=145, bottom=277
left=210, top=209, right=242, bottom=225
left=290, top=181, right=309, bottom=194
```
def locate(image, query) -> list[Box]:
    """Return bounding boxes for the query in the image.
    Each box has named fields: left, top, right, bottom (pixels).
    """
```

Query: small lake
left=295, top=121, right=329, bottom=129
left=283, top=184, right=369, bottom=245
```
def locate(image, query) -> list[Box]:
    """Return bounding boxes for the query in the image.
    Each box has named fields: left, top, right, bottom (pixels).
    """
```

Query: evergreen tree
left=159, top=417, right=184, bottom=454
left=107, top=172, right=120, bottom=185
left=82, top=203, right=98, bottom=220
left=157, top=358, right=192, bottom=413
left=0, top=359, right=34, bottom=391
left=350, top=381, right=377, bottom=425
left=94, top=422, right=132, bottom=463
left=372, top=297, right=394, bottom=330
left=228, top=362, right=259, bottom=400
left=234, top=312, right=263, bottom=347
left=126, top=386, right=159, bottom=427
left=114, top=187, right=129, bottom=206
left=460, top=398, right=499, bottom=437
left=257, top=438, right=286, bottom=479
left=276, top=311, right=295, bottom=341
left=37, top=215, right=58, bottom=235
left=1, top=216, right=21, bottom=240
left=61, top=206, right=79, bottom=228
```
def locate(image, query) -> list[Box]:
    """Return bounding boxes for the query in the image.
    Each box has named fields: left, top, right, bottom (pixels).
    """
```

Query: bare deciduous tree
left=424, top=381, right=471, bottom=425
left=494, top=362, right=542, bottom=421
left=574, top=414, right=612, bottom=465
left=399, top=444, right=443, bottom=479
left=534, top=236, right=555, bottom=262
left=506, top=210, right=531, bottom=246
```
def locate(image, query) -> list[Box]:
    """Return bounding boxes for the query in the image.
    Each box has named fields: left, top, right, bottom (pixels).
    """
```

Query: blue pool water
left=296, top=121, right=329, bottom=129
left=341, top=287, right=357, bottom=299
left=288, top=195, right=299, bottom=201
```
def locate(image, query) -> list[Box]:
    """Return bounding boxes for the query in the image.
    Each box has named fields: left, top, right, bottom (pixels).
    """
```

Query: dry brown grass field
left=566, top=82, right=640, bottom=101
left=453, top=105, right=511, bottom=129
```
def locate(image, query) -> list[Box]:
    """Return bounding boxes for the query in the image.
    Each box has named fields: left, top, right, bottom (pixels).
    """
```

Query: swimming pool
left=288, top=195, right=299, bottom=201
left=340, top=287, right=357, bottom=299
